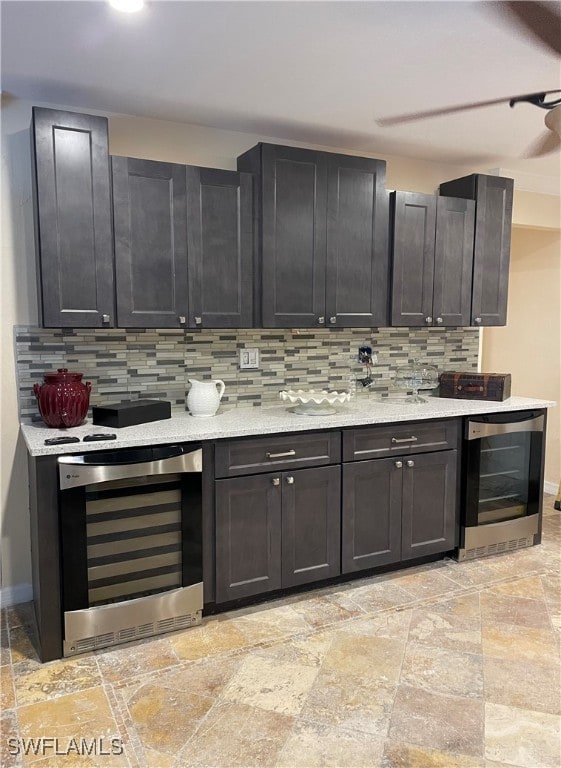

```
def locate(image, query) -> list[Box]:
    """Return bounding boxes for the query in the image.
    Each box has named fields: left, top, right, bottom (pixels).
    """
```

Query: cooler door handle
left=467, top=415, right=544, bottom=440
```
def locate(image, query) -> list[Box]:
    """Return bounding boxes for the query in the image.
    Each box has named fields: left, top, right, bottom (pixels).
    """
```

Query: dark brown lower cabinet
left=215, top=473, right=282, bottom=603
left=342, top=458, right=402, bottom=572
left=342, top=450, right=457, bottom=573
left=401, top=450, right=457, bottom=560
left=281, top=465, right=341, bottom=588
left=215, top=465, right=340, bottom=603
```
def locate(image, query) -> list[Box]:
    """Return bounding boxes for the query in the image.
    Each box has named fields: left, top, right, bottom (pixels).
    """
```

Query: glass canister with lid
left=394, top=359, right=439, bottom=403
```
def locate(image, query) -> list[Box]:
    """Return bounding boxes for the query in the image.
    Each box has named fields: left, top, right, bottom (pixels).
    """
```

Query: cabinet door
left=401, top=450, right=457, bottom=560
left=439, top=174, right=513, bottom=326
left=282, top=465, right=341, bottom=588
left=112, top=157, right=188, bottom=328
left=325, top=155, right=389, bottom=326
left=342, top=458, right=402, bottom=573
left=186, top=167, right=254, bottom=328
left=433, top=196, right=475, bottom=327
left=471, top=176, right=513, bottom=326
left=260, top=145, right=328, bottom=327
left=391, top=192, right=436, bottom=326
left=32, top=108, right=114, bottom=327
left=215, top=474, right=282, bottom=603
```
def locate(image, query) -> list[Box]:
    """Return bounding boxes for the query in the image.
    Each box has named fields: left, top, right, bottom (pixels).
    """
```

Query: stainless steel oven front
left=459, top=410, right=546, bottom=560
left=58, top=443, right=203, bottom=656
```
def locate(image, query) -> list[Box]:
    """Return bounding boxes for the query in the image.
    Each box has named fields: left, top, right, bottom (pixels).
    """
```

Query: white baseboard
left=544, top=481, right=559, bottom=495
left=0, top=583, right=33, bottom=608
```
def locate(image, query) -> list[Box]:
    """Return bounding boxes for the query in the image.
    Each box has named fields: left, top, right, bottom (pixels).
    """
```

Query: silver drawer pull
left=266, top=449, right=296, bottom=459
left=391, top=436, right=418, bottom=444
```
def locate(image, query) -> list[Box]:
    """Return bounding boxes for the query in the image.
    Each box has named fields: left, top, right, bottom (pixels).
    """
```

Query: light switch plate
left=239, top=348, right=259, bottom=369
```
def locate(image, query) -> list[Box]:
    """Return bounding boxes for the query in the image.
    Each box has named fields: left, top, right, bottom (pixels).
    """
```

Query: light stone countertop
left=21, top=395, right=555, bottom=457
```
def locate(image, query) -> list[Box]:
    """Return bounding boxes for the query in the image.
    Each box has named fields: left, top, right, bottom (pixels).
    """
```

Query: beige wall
left=513, top=191, right=561, bottom=231
left=108, top=113, right=479, bottom=191
left=482, top=228, right=561, bottom=488
left=1, top=98, right=38, bottom=597
left=1, top=96, right=559, bottom=595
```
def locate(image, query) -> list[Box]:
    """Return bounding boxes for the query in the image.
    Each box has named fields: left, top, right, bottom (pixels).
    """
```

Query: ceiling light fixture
left=109, top=0, right=144, bottom=13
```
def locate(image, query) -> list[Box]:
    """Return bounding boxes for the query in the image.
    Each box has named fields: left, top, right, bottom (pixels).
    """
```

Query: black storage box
left=439, top=372, right=511, bottom=401
left=92, top=399, right=171, bottom=428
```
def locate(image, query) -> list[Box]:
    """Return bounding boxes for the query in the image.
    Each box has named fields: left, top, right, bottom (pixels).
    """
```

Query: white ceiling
left=2, top=0, right=560, bottom=187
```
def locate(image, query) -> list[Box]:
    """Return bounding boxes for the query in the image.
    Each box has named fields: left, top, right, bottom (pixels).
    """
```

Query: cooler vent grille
left=461, top=535, right=533, bottom=561
left=65, top=610, right=202, bottom=656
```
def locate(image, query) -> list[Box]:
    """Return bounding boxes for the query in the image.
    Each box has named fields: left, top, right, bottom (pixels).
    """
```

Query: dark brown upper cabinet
left=112, top=161, right=254, bottom=329
left=237, top=143, right=389, bottom=328
left=112, top=157, right=189, bottom=328
left=391, top=191, right=475, bottom=327
left=32, top=108, right=254, bottom=330
left=32, top=108, right=115, bottom=327
left=326, top=154, right=389, bottom=327
left=186, top=167, right=254, bottom=328
left=439, top=174, right=514, bottom=326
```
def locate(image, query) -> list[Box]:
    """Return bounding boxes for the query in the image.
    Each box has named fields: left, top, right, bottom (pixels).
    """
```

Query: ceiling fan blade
left=502, top=1, right=561, bottom=57
left=376, top=91, right=561, bottom=127
left=523, top=130, right=561, bottom=158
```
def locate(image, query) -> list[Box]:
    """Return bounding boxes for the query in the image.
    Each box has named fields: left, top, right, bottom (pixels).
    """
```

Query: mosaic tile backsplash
left=15, top=327, right=479, bottom=423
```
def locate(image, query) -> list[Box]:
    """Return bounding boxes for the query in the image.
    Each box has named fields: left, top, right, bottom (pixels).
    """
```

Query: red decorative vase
left=33, top=368, right=91, bottom=428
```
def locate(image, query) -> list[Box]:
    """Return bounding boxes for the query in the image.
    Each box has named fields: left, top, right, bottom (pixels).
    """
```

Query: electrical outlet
left=239, top=348, right=259, bottom=369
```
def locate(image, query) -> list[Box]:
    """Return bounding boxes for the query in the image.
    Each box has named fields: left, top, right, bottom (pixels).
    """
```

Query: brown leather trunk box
left=439, top=372, right=511, bottom=401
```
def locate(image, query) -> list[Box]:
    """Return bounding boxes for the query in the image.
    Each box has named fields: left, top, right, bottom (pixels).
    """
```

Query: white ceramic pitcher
left=187, top=378, right=225, bottom=417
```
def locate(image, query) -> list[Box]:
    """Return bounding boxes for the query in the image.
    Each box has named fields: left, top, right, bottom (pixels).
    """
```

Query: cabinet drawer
left=343, top=419, right=459, bottom=461
left=215, top=432, right=341, bottom=478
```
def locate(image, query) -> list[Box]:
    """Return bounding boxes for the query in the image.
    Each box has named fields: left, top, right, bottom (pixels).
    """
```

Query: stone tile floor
left=1, top=495, right=559, bottom=767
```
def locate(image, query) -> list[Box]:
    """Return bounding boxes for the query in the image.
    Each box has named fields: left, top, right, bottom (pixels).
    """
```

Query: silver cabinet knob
left=102, top=314, right=110, bottom=324
left=406, top=460, right=415, bottom=468
left=272, top=477, right=280, bottom=487
left=329, top=317, right=337, bottom=325
left=436, top=316, right=443, bottom=324
left=178, top=316, right=186, bottom=325
left=425, top=316, right=433, bottom=325
left=194, top=316, right=202, bottom=326
left=395, top=461, right=403, bottom=468
left=474, top=316, right=482, bottom=325
left=317, top=316, right=325, bottom=325
left=286, top=476, right=294, bottom=485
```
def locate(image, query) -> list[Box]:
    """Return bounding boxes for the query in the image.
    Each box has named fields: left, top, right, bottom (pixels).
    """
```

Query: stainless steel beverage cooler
left=458, top=410, right=546, bottom=560
left=58, top=444, right=203, bottom=656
